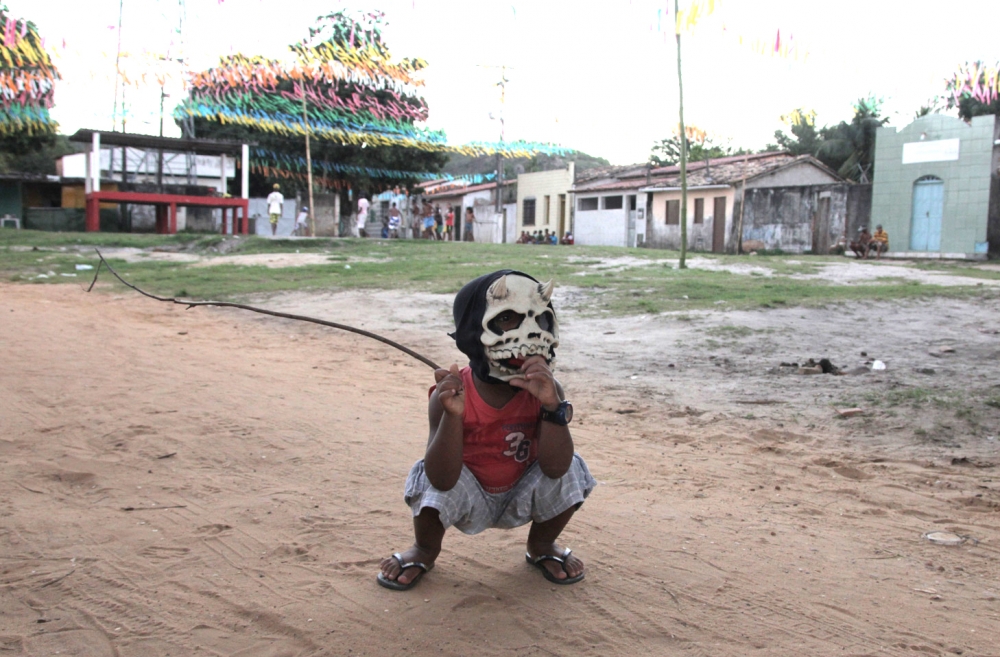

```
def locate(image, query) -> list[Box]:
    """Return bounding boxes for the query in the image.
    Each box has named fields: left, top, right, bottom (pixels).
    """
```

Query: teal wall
left=872, top=114, right=997, bottom=256
left=0, top=181, right=22, bottom=219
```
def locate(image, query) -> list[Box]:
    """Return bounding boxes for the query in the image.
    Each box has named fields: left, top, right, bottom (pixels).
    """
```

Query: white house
left=571, top=153, right=850, bottom=253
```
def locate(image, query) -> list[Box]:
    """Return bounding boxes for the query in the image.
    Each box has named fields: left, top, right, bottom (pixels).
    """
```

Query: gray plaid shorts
left=403, top=454, right=596, bottom=535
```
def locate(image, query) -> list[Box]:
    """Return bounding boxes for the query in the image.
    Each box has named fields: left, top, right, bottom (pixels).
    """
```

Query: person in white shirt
left=357, top=196, right=370, bottom=238
left=294, top=206, right=309, bottom=236
left=266, top=184, right=284, bottom=236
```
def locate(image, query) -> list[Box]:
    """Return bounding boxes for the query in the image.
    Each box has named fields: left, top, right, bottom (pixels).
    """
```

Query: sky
left=14, top=0, right=1000, bottom=165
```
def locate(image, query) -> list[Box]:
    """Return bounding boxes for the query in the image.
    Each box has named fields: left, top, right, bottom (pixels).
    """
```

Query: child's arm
left=509, top=356, right=574, bottom=479
left=424, top=364, right=466, bottom=491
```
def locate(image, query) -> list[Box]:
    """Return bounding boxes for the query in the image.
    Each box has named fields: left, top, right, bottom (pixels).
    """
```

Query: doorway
left=627, top=195, right=637, bottom=247
left=910, top=176, right=943, bottom=251
left=712, top=196, right=726, bottom=253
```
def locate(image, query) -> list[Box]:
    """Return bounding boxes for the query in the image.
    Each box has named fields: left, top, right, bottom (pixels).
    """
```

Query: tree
left=0, top=134, right=78, bottom=175
left=817, top=96, right=888, bottom=183
left=767, top=109, right=821, bottom=157
left=650, top=123, right=751, bottom=167
left=177, top=11, right=447, bottom=199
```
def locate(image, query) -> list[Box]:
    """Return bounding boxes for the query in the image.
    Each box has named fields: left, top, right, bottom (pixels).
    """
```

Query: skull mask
left=479, top=274, right=559, bottom=382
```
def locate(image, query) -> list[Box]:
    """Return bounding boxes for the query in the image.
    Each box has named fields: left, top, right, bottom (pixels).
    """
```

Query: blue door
left=910, top=178, right=943, bottom=251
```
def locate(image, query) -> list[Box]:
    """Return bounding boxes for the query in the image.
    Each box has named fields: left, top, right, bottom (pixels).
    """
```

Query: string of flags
left=251, top=147, right=497, bottom=183
left=947, top=62, right=1000, bottom=106
left=175, top=12, right=569, bottom=158
left=0, top=10, right=58, bottom=137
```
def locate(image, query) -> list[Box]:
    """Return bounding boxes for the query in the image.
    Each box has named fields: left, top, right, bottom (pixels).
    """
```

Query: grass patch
left=0, top=230, right=994, bottom=314
left=910, top=261, right=1000, bottom=281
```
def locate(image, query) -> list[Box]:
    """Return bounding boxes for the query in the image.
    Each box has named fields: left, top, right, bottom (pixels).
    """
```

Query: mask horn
left=489, top=275, right=509, bottom=301
left=539, top=280, right=554, bottom=303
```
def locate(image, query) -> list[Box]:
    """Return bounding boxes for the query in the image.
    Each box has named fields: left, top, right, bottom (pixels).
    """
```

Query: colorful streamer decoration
left=674, top=0, right=717, bottom=34
left=176, top=12, right=568, bottom=158
left=0, top=10, right=59, bottom=137
left=251, top=147, right=497, bottom=183
left=946, top=61, right=1000, bottom=106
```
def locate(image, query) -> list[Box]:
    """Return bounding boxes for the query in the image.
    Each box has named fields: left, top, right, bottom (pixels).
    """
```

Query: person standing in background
left=463, top=207, right=475, bottom=242
left=433, top=206, right=444, bottom=241
left=445, top=207, right=455, bottom=241
left=388, top=202, right=402, bottom=238
left=357, top=196, right=370, bottom=238
left=266, top=184, right=284, bottom=237
left=293, top=206, right=309, bottom=237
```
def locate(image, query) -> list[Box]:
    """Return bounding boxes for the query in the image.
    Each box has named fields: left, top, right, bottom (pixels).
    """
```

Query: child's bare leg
left=526, top=504, right=584, bottom=581
left=379, top=507, right=444, bottom=585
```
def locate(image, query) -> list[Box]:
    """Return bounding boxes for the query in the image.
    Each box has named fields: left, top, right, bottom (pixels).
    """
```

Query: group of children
left=417, top=203, right=455, bottom=240
left=517, top=229, right=574, bottom=246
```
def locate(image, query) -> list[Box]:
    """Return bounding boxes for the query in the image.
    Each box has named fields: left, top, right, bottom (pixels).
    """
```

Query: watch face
left=562, top=402, right=573, bottom=423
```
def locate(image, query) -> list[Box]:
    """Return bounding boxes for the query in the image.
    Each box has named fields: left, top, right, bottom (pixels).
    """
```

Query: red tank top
left=456, top=366, right=540, bottom=493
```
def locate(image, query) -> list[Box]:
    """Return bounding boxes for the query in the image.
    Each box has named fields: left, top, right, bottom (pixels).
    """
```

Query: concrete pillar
left=241, top=144, right=249, bottom=199
left=91, top=132, right=101, bottom=193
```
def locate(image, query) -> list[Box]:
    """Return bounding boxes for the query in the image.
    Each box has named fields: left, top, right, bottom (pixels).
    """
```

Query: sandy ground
left=2, top=281, right=999, bottom=657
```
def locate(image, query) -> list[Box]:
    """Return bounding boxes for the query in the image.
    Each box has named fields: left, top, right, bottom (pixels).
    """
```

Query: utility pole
left=302, top=92, right=316, bottom=237
left=494, top=66, right=508, bottom=216
left=675, top=0, right=689, bottom=269
left=479, top=64, right=512, bottom=242
left=112, top=0, right=124, bottom=131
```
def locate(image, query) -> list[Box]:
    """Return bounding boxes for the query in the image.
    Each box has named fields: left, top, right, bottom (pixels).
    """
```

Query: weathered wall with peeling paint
left=736, top=184, right=871, bottom=254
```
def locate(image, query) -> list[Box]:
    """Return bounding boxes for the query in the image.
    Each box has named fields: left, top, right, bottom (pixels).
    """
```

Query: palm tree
left=817, top=97, right=888, bottom=183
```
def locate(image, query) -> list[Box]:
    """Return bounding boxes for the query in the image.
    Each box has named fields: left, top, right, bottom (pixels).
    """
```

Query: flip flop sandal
left=376, top=553, right=433, bottom=591
left=525, top=549, right=585, bottom=585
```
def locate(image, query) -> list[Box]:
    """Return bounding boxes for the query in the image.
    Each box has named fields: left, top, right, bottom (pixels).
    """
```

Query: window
left=544, top=195, right=551, bottom=224
left=578, top=197, right=598, bottom=211
left=523, top=198, right=536, bottom=226
left=694, top=198, right=704, bottom=224
left=665, top=199, right=680, bottom=225
left=603, top=195, right=623, bottom=210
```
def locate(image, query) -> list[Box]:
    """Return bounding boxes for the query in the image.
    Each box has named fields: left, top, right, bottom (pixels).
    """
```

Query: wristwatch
left=540, top=400, right=573, bottom=426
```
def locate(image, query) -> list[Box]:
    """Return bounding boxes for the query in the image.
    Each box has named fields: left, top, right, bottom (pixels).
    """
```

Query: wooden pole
left=675, top=0, right=688, bottom=269
left=303, top=93, right=316, bottom=237
left=737, top=152, right=748, bottom=254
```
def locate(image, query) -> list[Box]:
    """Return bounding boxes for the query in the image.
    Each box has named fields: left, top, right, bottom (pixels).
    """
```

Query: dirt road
left=1, top=282, right=998, bottom=656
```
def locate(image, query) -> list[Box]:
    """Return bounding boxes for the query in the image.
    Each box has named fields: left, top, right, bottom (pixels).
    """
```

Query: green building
left=871, top=114, right=999, bottom=259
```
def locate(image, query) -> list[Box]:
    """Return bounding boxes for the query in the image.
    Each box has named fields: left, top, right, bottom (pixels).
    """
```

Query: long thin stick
left=86, top=250, right=441, bottom=370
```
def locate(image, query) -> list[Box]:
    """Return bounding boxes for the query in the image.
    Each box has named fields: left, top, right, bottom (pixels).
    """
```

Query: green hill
left=442, top=151, right=610, bottom=179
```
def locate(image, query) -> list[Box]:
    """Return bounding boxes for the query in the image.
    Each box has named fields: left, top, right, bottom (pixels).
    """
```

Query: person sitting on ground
left=377, top=270, right=596, bottom=591
left=560, top=232, right=574, bottom=245
left=868, top=224, right=889, bottom=260
left=849, top=227, right=871, bottom=259
left=548, top=231, right=558, bottom=245
left=266, top=184, right=284, bottom=237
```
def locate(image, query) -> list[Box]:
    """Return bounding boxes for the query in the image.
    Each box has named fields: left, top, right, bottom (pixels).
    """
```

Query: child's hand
left=508, top=355, right=561, bottom=410
left=434, top=364, right=465, bottom=417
